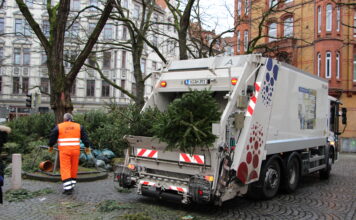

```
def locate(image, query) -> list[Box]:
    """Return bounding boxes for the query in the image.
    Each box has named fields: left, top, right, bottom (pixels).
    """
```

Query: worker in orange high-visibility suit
left=48, top=113, right=91, bottom=195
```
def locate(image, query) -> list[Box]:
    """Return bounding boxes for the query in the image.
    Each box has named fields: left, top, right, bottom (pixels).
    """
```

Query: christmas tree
left=152, top=89, right=220, bottom=153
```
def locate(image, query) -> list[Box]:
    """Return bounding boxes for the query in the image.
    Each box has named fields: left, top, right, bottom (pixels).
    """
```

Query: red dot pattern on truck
left=237, top=122, right=264, bottom=183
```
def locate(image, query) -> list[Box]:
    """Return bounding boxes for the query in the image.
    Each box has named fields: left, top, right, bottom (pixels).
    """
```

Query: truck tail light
left=231, top=78, right=238, bottom=85
left=127, top=164, right=136, bottom=170
left=160, top=81, right=167, bottom=87
left=204, top=176, right=214, bottom=182
left=198, top=189, right=203, bottom=196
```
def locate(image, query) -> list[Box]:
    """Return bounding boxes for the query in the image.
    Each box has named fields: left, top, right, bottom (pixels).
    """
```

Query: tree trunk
left=179, top=30, right=189, bottom=60
left=132, top=51, right=145, bottom=109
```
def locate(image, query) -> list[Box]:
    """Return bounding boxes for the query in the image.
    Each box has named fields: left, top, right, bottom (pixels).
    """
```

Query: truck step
left=308, top=164, right=326, bottom=173
left=309, top=155, right=325, bottom=162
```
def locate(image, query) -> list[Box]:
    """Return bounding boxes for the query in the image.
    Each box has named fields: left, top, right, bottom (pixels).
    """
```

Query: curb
left=23, top=171, right=108, bottom=182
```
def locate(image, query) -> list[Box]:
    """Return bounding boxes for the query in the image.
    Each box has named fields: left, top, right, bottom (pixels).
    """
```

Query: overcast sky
left=198, top=0, right=234, bottom=36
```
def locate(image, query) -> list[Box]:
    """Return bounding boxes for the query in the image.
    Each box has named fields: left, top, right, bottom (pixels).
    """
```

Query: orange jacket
left=57, top=121, right=81, bottom=149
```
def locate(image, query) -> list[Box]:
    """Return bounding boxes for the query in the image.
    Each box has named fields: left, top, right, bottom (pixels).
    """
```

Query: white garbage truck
left=115, top=54, right=346, bottom=205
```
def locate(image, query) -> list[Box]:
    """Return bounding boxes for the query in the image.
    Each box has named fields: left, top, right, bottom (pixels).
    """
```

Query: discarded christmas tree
left=152, top=90, right=220, bottom=153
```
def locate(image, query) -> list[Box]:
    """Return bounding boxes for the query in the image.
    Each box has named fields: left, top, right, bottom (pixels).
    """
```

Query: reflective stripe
left=58, top=138, right=80, bottom=142
left=58, top=143, right=80, bottom=146
left=63, top=181, right=72, bottom=187
left=63, top=185, right=73, bottom=190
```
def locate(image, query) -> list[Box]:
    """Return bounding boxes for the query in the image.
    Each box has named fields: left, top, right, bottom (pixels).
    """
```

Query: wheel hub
left=265, top=168, right=279, bottom=189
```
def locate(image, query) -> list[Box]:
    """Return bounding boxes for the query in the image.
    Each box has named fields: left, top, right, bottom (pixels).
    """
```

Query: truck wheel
left=319, top=148, right=333, bottom=180
left=282, top=155, right=300, bottom=193
left=247, top=157, right=281, bottom=199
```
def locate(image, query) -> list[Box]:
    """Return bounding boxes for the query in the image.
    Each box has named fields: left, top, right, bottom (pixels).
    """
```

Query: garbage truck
left=115, top=54, right=346, bottom=205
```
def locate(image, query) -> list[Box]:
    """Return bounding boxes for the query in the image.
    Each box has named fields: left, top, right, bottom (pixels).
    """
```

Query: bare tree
left=15, top=0, right=115, bottom=123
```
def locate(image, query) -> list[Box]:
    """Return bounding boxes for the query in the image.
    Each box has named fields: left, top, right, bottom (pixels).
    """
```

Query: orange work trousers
left=59, top=147, right=80, bottom=181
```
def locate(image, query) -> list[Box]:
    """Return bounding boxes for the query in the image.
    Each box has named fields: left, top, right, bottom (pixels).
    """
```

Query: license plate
left=184, top=79, right=210, bottom=85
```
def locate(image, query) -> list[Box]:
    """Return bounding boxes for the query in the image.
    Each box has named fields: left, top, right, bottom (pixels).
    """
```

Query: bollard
left=11, top=154, right=22, bottom=190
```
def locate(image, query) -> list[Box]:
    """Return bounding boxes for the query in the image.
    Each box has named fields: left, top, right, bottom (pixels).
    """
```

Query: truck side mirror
left=341, top=107, right=347, bottom=125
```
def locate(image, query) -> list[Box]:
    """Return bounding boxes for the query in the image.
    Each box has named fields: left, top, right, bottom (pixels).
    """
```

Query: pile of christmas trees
left=151, top=90, right=220, bottom=153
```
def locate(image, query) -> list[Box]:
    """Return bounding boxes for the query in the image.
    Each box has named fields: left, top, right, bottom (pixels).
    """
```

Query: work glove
left=48, top=147, right=54, bottom=153
left=85, top=147, right=91, bottom=155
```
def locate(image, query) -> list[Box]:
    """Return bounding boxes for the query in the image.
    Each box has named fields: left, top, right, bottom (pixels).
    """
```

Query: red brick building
left=234, top=0, right=356, bottom=151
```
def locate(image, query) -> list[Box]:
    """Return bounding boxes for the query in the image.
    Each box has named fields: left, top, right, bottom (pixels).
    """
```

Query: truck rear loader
left=115, top=54, right=346, bottom=205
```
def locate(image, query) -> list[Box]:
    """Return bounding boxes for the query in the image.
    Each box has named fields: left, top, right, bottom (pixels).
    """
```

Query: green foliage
left=3, top=105, right=160, bottom=158
left=5, top=188, right=54, bottom=202
left=22, top=140, right=55, bottom=172
left=5, top=113, right=55, bottom=155
left=96, top=200, right=132, bottom=212
left=152, top=90, right=220, bottom=153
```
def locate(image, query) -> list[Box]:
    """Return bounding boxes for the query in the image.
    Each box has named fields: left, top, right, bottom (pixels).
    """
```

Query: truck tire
left=282, top=154, right=300, bottom=193
left=247, top=156, right=281, bottom=200
left=319, top=147, right=333, bottom=180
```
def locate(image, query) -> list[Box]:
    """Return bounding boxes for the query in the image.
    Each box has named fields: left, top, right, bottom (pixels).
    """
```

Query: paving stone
left=0, top=153, right=355, bottom=220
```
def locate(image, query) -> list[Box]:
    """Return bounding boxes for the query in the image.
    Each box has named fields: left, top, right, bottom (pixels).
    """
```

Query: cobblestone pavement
left=0, top=153, right=355, bottom=220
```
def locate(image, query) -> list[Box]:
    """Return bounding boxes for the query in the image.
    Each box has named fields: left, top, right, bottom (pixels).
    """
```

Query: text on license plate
left=184, top=79, right=210, bottom=85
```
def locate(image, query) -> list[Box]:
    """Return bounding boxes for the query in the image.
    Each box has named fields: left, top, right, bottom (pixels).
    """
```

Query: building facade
left=234, top=0, right=356, bottom=151
left=0, top=0, right=177, bottom=120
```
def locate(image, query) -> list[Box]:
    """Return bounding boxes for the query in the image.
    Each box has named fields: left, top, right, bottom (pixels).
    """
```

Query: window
left=336, top=52, right=340, bottom=79
left=244, top=30, right=248, bottom=52
left=336, top=6, right=340, bottom=32
left=318, top=6, right=321, bottom=33
left=23, top=48, right=30, bottom=65
left=103, top=52, right=111, bottom=69
left=244, top=0, right=249, bottom=15
left=121, top=51, right=126, bottom=69
left=132, top=83, right=136, bottom=96
left=237, top=31, right=240, bottom=52
left=15, top=19, right=23, bottom=36
left=284, top=17, right=293, bottom=37
left=237, top=0, right=241, bottom=16
left=22, top=77, right=29, bottom=94
left=41, top=78, right=49, bottom=93
left=152, top=61, right=157, bottom=71
left=42, top=20, right=50, bottom=37
left=89, top=0, right=98, bottom=10
left=354, top=54, right=356, bottom=81
left=141, top=58, right=146, bottom=75
left=133, top=4, right=140, bottom=19
left=25, top=0, right=33, bottom=7
left=268, top=23, right=277, bottom=42
left=269, top=0, right=278, bottom=8
left=41, top=51, right=47, bottom=66
left=120, top=80, right=125, bottom=97
left=167, top=18, right=172, bottom=31
left=103, top=24, right=113, bottom=40
left=122, top=26, right=127, bottom=40
left=14, top=48, right=21, bottom=65
left=71, top=0, right=80, bottom=11
left=70, top=80, right=76, bottom=96
left=89, top=23, right=96, bottom=35
left=0, top=47, right=3, bottom=65
left=86, top=80, right=95, bottom=97
left=152, top=35, right=158, bottom=47
left=0, top=17, right=4, bottom=34
left=153, top=13, right=159, bottom=30
left=64, top=50, right=77, bottom=68
left=101, top=80, right=110, bottom=97
left=317, top=53, right=321, bottom=77
left=70, top=23, right=79, bottom=38
left=325, top=52, right=331, bottom=78
left=326, top=4, right=332, bottom=32
left=88, top=53, right=96, bottom=66
left=13, top=77, right=20, bottom=94
left=0, top=76, right=2, bottom=94
left=122, top=0, right=128, bottom=8
left=15, top=18, right=31, bottom=36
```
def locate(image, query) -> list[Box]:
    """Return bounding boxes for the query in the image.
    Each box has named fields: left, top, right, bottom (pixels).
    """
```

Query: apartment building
left=0, top=0, right=177, bottom=119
